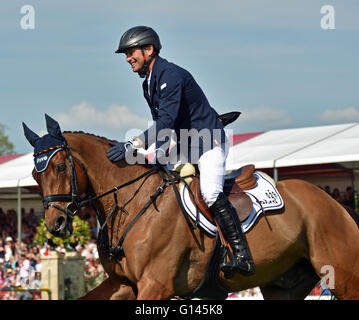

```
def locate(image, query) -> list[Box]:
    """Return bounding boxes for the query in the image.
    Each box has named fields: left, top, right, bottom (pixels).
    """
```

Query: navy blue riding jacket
left=140, top=56, right=227, bottom=162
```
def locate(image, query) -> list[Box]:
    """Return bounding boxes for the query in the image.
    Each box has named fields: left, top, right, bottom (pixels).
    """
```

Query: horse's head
left=23, top=114, right=88, bottom=238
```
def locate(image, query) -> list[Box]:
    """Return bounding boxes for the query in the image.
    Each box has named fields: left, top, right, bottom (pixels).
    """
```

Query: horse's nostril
left=54, top=216, right=66, bottom=232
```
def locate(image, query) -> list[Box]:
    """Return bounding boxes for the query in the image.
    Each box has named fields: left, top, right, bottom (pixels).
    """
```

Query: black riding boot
left=210, top=192, right=255, bottom=278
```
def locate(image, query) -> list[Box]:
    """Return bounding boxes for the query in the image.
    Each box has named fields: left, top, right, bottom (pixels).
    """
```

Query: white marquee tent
left=226, top=122, right=359, bottom=183
left=0, top=152, right=36, bottom=188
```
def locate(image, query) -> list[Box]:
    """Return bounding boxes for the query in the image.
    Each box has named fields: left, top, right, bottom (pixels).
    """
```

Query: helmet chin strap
left=138, top=47, right=154, bottom=78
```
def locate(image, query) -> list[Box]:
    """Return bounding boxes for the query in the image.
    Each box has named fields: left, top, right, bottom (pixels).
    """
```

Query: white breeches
left=198, top=144, right=228, bottom=207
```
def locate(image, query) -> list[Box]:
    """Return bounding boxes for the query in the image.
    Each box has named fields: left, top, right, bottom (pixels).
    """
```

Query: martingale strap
left=78, top=165, right=159, bottom=208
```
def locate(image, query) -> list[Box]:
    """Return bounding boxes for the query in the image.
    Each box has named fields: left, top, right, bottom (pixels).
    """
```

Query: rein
left=78, top=165, right=159, bottom=209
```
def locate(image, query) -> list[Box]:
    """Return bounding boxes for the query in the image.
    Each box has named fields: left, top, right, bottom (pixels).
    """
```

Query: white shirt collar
left=147, top=71, right=152, bottom=96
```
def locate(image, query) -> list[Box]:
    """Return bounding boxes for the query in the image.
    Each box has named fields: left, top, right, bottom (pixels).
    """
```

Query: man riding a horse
left=106, top=26, right=254, bottom=277
left=23, top=27, right=359, bottom=300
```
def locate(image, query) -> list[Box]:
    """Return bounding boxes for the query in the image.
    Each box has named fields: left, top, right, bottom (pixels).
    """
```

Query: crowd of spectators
left=0, top=206, right=104, bottom=300
left=319, top=185, right=357, bottom=211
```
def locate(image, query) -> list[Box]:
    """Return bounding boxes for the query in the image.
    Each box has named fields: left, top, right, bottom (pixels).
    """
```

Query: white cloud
left=55, top=101, right=149, bottom=132
left=239, top=106, right=293, bottom=129
left=320, top=106, right=359, bottom=123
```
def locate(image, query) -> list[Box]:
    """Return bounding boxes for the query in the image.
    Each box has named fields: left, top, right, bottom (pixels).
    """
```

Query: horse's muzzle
left=47, top=213, right=73, bottom=238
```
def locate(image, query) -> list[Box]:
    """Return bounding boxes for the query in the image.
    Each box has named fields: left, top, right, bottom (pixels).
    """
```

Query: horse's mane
left=63, top=131, right=151, bottom=168
left=63, top=131, right=114, bottom=145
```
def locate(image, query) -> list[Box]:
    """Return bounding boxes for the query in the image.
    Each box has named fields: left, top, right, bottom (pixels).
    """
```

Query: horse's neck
left=65, top=133, right=157, bottom=218
left=66, top=133, right=149, bottom=187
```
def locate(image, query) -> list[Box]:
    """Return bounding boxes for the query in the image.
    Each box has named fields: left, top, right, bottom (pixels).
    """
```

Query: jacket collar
left=142, top=56, right=165, bottom=100
left=150, top=55, right=164, bottom=78
left=147, top=56, right=164, bottom=97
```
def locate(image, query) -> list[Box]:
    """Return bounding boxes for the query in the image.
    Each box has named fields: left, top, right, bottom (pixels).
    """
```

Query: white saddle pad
left=180, top=171, right=284, bottom=236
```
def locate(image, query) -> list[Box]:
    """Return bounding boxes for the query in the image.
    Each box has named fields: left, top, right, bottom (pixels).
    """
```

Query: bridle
left=39, top=141, right=89, bottom=218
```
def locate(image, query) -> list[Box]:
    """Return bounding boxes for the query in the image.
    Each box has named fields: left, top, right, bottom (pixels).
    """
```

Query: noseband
left=40, top=142, right=88, bottom=218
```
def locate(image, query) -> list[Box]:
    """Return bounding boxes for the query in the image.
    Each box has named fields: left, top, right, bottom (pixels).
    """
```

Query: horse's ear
left=23, top=122, right=40, bottom=147
left=45, top=114, right=64, bottom=139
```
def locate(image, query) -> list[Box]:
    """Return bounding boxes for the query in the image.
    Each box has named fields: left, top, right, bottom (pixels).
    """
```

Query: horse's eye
left=56, top=163, right=67, bottom=173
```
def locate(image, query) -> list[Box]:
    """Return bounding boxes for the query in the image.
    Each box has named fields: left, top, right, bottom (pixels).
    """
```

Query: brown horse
left=27, top=128, right=359, bottom=300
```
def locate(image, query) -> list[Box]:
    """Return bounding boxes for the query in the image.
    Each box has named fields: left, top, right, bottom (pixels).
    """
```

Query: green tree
left=0, top=124, right=15, bottom=155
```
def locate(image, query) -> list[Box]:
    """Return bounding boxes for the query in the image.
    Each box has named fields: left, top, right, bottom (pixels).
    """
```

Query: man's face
left=125, top=47, right=145, bottom=73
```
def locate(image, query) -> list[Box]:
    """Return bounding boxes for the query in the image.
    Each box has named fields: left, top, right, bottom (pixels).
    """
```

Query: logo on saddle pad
left=263, top=189, right=280, bottom=205
left=180, top=171, right=284, bottom=236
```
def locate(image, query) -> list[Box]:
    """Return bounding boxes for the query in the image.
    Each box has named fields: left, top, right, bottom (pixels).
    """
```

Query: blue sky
left=1, top=0, right=358, bottom=153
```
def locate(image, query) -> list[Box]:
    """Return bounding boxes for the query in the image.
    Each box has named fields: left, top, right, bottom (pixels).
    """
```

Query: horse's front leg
left=78, top=277, right=137, bottom=300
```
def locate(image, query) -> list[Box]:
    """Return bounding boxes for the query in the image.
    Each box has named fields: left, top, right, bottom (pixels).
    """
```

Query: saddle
left=187, top=164, right=256, bottom=223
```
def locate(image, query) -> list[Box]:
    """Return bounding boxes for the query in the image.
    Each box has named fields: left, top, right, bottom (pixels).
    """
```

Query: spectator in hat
left=3, top=268, right=16, bottom=287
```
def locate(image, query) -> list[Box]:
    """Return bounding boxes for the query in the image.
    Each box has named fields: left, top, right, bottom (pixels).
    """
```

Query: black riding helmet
left=115, top=26, right=162, bottom=78
left=115, top=26, right=162, bottom=53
